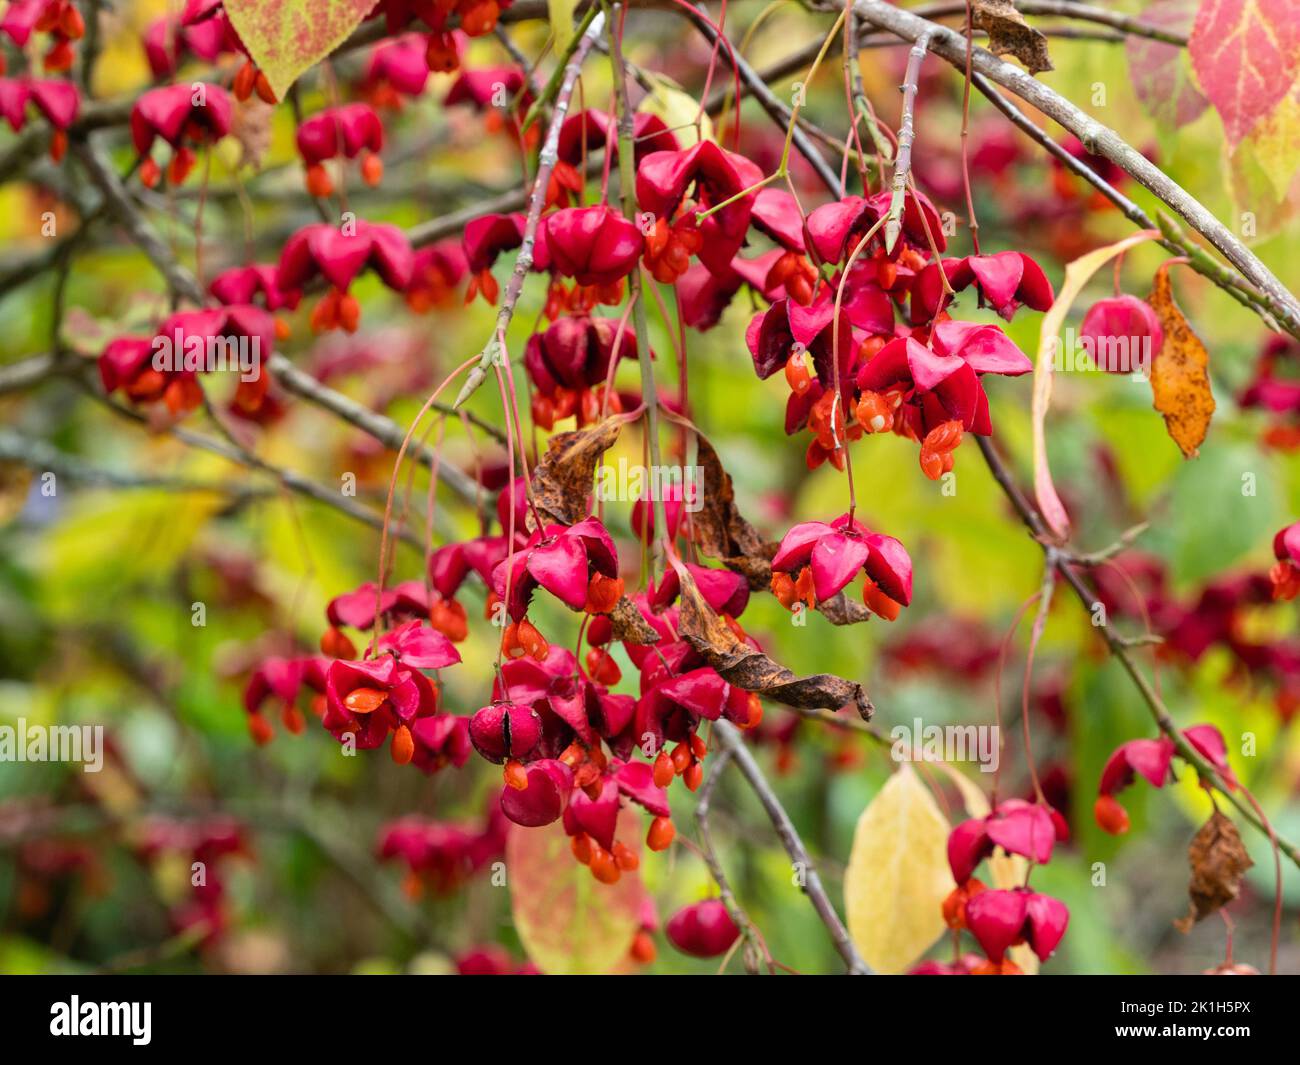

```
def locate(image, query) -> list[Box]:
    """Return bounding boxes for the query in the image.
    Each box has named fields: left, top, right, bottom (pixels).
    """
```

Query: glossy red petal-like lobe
left=771, top=520, right=834, bottom=572
left=810, top=532, right=870, bottom=602
left=864, top=533, right=913, bottom=606
left=613, top=759, right=671, bottom=816
left=964, top=888, right=1029, bottom=961
left=526, top=534, right=590, bottom=611
left=1024, top=891, right=1070, bottom=961
left=947, top=817, right=992, bottom=883
left=985, top=800, right=1055, bottom=866
left=500, top=759, right=573, bottom=827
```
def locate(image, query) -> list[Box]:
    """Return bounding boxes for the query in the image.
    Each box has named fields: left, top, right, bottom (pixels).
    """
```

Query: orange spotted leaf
left=1148, top=262, right=1216, bottom=458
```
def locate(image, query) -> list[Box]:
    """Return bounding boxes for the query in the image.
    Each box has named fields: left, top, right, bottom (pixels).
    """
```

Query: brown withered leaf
left=684, top=430, right=773, bottom=585
left=230, top=97, right=274, bottom=170
left=674, top=423, right=870, bottom=626
left=816, top=592, right=873, bottom=626
left=529, top=416, right=624, bottom=528
left=973, top=0, right=1053, bottom=74
left=607, top=596, right=659, bottom=646
left=1174, top=812, right=1253, bottom=933
left=673, top=561, right=873, bottom=719
left=1149, top=263, right=1215, bottom=458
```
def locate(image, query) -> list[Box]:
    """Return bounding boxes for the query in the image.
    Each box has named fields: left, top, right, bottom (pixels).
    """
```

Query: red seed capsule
left=646, top=816, right=675, bottom=851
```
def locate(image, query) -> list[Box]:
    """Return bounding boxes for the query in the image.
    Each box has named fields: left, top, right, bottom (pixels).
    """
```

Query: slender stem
left=883, top=29, right=932, bottom=253
left=607, top=2, right=670, bottom=576
left=713, top=721, right=872, bottom=974
left=454, top=10, right=607, bottom=409
left=853, top=0, right=1300, bottom=335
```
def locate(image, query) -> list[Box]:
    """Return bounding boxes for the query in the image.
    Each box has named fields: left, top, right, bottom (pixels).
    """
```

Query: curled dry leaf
left=973, top=0, right=1053, bottom=75
left=679, top=428, right=773, bottom=584
left=1174, top=811, right=1253, bottom=933
left=662, top=413, right=872, bottom=625
left=1148, top=262, right=1215, bottom=458
left=607, top=596, right=660, bottom=645
left=230, top=97, right=275, bottom=171
left=672, top=559, right=873, bottom=718
left=528, top=416, right=625, bottom=528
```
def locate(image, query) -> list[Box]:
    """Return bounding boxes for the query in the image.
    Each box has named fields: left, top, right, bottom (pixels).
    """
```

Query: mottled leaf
left=507, top=811, right=646, bottom=974
left=608, top=595, right=660, bottom=645
left=1126, top=0, right=1208, bottom=128
left=223, top=0, right=376, bottom=101
left=844, top=765, right=955, bottom=973
left=1148, top=261, right=1215, bottom=457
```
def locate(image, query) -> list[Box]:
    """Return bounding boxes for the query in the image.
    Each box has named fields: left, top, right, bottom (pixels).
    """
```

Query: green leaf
left=639, top=72, right=713, bottom=147
left=223, top=0, right=376, bottom=101
left=549, top=0, right=577, bottom=53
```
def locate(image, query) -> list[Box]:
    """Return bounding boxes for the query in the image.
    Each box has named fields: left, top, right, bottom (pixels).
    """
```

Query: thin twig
left=453, top=10, right=606, bottom=409
left=883, top=29, right=932, bottom=253
left=853, top=0, right=1300, bottom=337
left=712, top=721, right=872, bottom=974
left=694, top=749, right=767, bottom=974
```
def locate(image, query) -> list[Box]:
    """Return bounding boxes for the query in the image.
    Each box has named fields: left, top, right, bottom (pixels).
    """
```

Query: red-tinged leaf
left=1227, top=129, right=1300, bottom=237
left=1126, top=0, right=1208, bottom=128
left=1189, top=0, right=1300, bottom=146
left=506, top=811, right=647, bottom=974
left=223, top=0, right=376, bottom=101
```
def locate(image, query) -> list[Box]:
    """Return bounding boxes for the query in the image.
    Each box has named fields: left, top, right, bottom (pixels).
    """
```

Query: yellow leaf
left=843, top=765, right=955, bottom=974
left=1148, top=262, right=1215, bottom=458
left=37, top=488, right=225, bottom=617
left=638, top=73, right=712, bottom=148
left=549, top=0, right=577, bottom=53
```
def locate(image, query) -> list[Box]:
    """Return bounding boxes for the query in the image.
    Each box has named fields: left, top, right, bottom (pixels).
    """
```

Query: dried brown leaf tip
left=1148, top=263, right=1215, bottom=458
left=607, top=595, right=660, bottom=646
left=685, top=432, right=773, bottom=585
left=973, top=0, right=1054, bottom=75
left=529, top=416, right=624, bottom=528
left=672, top=560, right=873, bottom=719
left=671, top=424, right=871, bottom=625
left=1174, top=811, right=1253, bottom=933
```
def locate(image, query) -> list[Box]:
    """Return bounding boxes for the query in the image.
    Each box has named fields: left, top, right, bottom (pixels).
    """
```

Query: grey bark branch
left=713, top=721, right=872, bottom=974
left=853, top=0, right=1300, bottom=336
